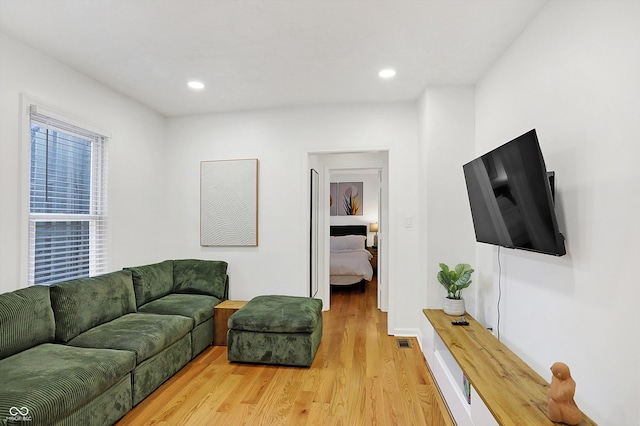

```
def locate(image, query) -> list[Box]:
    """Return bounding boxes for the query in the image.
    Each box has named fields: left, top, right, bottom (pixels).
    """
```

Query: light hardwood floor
left=116, top=278, right=454, bottom=425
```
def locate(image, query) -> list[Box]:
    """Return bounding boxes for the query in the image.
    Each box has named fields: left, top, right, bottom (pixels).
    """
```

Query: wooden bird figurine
left=547, top=362, right=583, bottom=425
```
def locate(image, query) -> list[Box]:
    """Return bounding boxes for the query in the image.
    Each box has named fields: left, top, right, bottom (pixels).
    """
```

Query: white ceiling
left=0, top=0, right=548, bottom=117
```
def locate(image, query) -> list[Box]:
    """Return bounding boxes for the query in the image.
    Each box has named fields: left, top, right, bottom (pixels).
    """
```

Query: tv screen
left=463, top=129, right=566, bottom=256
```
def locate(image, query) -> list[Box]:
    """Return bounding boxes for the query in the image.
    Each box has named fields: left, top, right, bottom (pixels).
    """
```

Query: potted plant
left=437, top=263, right=474, bottom=316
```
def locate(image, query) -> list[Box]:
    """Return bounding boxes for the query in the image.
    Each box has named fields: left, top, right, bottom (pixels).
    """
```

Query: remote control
left=451, top=316, right=469, bottom=326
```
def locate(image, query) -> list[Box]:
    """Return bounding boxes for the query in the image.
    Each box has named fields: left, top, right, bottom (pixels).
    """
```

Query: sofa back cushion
left=0, top=285, right=55, bottom=360
left=50, top=270, right=137, bottom=343
left=173, top=259, right=228, bottom=299
left=124, top=260, right=175, bottom=307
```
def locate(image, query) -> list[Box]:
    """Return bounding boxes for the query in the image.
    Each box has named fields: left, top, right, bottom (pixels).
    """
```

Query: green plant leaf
left=437, top=262, right=474, bottom=299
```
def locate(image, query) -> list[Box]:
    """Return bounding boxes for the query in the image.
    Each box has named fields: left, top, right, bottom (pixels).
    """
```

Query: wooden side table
left=367, top=246, right=378, bottom=274
left=213, top=300, right=247, bottom=346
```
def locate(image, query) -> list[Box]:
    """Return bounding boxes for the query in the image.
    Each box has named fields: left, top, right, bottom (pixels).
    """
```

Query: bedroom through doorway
left=307, top=151, right=388, bottom=314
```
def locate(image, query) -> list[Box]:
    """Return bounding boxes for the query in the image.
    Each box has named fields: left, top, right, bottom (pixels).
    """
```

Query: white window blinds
left=28, top=106, right=109, bottom=285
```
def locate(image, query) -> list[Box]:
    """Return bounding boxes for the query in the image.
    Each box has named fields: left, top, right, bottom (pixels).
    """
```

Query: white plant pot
left=443, top=297, right=465, bottom=316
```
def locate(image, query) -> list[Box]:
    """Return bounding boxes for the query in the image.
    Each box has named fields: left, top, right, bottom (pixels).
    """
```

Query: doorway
left=307, top=151, right=389, bottom=313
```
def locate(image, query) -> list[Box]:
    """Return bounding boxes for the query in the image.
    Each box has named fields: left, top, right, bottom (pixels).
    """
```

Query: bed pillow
left=330, top=235, right=366, bottom=251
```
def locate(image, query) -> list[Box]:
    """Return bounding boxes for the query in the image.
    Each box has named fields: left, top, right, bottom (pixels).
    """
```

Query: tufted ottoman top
left=228, top=295, right=322, bottom=334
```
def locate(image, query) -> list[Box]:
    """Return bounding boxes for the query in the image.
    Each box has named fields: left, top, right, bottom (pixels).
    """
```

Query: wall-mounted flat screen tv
left=462, top=129, right=566, bottom=256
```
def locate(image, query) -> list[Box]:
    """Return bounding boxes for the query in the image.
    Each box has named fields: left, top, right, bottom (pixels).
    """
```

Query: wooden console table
left=214, top=300, right=247, bottom=346
left=423, top=309, right=596, bottom=425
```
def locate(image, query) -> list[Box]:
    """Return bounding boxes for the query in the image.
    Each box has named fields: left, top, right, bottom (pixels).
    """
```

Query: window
left=28, top=105, right=108, bottom=285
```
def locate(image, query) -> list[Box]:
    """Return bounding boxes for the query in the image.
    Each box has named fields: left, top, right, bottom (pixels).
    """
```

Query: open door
left=310, top=169, right=320, bottom=297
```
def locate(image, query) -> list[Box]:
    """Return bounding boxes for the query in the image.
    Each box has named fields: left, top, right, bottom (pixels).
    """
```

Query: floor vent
left=396, top=338, right=412, bottom=349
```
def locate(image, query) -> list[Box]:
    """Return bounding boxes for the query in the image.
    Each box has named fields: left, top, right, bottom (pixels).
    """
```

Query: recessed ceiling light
left=378, top=69, right=396, bottom=79
left=188, top=81, right=205, bottom=90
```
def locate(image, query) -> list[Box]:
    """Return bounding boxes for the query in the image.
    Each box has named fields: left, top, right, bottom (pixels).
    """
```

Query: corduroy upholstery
left=227, top=295, right=323, bottom=367
left=131, top=334, right=191, bottom=406
left=138, top=293, right=222, bottom=329
left=0, top=259, right=229, bottom=424
left=228, top=295, right=322, bottom=333
left=127, top=259, right=229, bottom=356
left=138, top=293, right=221, bottom=357
left=67, top=313, right=192, bottom=364
left=0, top=285, right=54, bottom=360
left=50, top=271, right=137, bottom=343
left=124, top=260, right=175, bottom=307
left=0, top=344, right=135, bottom=426
left=174, top=259, right=228, bottom=299
left=57, top=374, right=132, bottom=426
left=191, top=319, right=215, bottom=357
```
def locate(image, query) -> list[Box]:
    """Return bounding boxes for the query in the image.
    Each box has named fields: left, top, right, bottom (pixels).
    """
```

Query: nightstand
left=367, top=246, right=378, bottom=274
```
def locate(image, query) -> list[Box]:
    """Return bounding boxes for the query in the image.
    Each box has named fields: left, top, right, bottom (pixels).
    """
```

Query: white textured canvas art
left=200, top=159, right=258, bottom=246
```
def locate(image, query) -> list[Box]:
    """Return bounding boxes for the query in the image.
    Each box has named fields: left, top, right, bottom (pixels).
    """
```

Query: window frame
left=20, top=96, right=110, bottom=286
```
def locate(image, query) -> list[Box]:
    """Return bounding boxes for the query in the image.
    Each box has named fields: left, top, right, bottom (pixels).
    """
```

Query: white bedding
left=330, top=248, right=373, bottom=284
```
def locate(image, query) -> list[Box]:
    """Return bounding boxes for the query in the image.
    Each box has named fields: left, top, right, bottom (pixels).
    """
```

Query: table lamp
left=369, top=222, right=379, bottom=247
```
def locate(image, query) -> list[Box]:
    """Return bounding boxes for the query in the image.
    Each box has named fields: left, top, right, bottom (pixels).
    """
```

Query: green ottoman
left=227, top=295, right=323, bottom=367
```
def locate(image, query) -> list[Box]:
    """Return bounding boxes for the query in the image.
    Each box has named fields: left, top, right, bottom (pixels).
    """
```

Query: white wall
left=475, top=1, right=640, bottom=424
left=416, top=87, right=476, bottom=354
left=0, top=32, right=169, bottom=293
left=163, top=104, right=423, bottom=333
left=418, top=87, right=476, bottom=310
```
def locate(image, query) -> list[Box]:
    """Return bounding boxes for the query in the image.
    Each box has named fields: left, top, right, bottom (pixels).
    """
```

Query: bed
left=330, top=225, right=373, bottom=292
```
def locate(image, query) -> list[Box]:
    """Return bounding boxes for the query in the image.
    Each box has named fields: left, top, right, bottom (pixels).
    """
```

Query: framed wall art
left=337, top=182, right=363, bottom=216
left=200, top=158, right=258, bottom=246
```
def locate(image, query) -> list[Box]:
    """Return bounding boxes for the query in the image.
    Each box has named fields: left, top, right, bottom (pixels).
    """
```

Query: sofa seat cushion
left=138, top=293, right=222, bottom=327
left=67, top=313, right=192, bottom=364
left=124, top=260, right=175, bottom=307
left=0, top=343, right=135, bottom=426
left=228, top=295, right=323, bottom=333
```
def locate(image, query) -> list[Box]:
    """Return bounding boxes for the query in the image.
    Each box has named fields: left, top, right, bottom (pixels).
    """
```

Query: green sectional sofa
left=0, top=259, right=228, bottom=426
